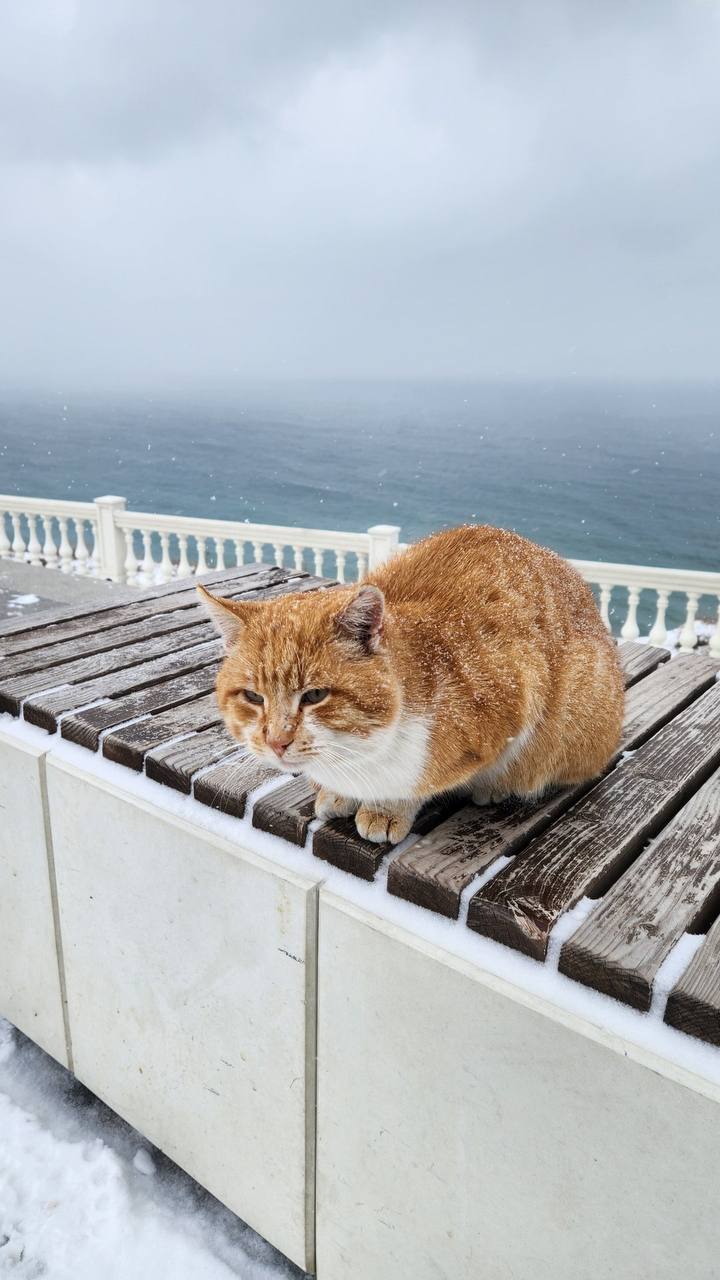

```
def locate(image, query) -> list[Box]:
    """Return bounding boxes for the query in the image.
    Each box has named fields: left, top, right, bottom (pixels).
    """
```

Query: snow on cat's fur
left=199, top=525, right=624, bottom=843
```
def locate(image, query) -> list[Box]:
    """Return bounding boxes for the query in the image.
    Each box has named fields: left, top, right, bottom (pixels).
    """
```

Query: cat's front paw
left=355, top=803, right=416, bottom=845
left=314, top=788, right=358, bottom=821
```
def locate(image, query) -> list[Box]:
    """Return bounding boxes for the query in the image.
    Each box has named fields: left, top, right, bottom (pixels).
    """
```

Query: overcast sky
left=1, top=0, right=719, bottom=388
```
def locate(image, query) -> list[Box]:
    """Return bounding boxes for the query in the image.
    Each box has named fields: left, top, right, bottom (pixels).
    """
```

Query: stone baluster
left=58, top=518, right=74, bottom=574
left=252, top=540, right=263, bottom=564
left=649, top=590, right=669, bottom=647
left=272, top=542, right=284, bottom=569
left=196, top=536, right=209, bottom=575
left=620, top=587, right=640, bottom=641
left=0, top=514, right=11, bottom=559
left=233, top=539, right=245, bottom=569
left=293, top=545, right=303, bottom=573
left=356, top=552, right=368, bottom=579
left=74, top=519, right=90, bottom=576
left=42, top=516, right=59, bottom=569
left=26, top=514, right=43, bottom=565
left=10, top=512, right=25, bottom=560
left=87, top=521, right=100, bottom=575
left=679, top=592, right=699, bottom=653
left=335, top=551, right=346, bottom=583
left=139, top=528, right=154, bottom=583
left=123, top=528, right=138, bottom=585
left=158, top=532, right=172, bottom=583
left=313, top=547, right=324, bottom=577
left=709, top=598, right=720, bottom=660
left=177, top=534, right=191, bottom=578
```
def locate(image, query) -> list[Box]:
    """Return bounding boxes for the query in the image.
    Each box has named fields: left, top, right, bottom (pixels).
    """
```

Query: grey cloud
left=0, top=0, right=718, bottom=386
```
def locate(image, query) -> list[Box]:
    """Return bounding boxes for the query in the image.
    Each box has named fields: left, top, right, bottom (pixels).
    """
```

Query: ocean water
left=1, top=380, right=717, bottom=569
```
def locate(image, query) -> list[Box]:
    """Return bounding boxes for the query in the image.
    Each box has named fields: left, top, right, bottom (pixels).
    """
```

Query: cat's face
left=199, top=583, right=400, bottom=776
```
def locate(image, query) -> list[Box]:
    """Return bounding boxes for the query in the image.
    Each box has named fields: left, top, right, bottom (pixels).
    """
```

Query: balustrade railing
left=2, top=492, right=719, bottom=655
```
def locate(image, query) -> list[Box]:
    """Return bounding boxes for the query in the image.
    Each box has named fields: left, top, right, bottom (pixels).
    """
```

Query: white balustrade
left=26, top=514, right=43, bottom=566
left=10, top=513, right=24, bottom=560
left=122, top=527, right=139, bottom=586
left=2, top=492, right=718, bottom=653
left=196, top=535, right=209, bottom=575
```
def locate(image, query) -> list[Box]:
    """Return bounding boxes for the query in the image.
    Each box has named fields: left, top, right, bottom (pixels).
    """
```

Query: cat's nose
left=267, top=735, right=293, bottom=758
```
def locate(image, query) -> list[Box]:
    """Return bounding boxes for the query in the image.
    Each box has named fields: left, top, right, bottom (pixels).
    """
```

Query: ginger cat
left=199, top=525, right=624, bottom=844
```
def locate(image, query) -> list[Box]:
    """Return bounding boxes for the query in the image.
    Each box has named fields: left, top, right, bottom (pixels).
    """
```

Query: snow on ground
left=8, top=594, right=40, bottom=608
left=0, top=1020, right=306, bottom=1280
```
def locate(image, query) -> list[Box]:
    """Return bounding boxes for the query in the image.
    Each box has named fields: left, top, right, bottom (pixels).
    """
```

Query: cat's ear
left=335, top=585, right=385, bottom=653
left=197, top=584, right=251, bottom=653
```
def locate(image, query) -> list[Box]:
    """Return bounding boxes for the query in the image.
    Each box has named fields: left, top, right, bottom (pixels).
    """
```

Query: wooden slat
left=313, top=793, right=466, bottom=882
left=0, top=564, right=265, bottom=642
left=618, top=641, right=670, bottom=687
left=252, top=778, right=317, bottom=846
left=665, top=917, right=720, bottom=1047
left=0, top=619, right=217, bottom=715
left=22, top=639, right=221, bottom=732
left=620, top=654, right=718, bottom=748
left=466, top=685, right=720, bottom=959
left=144, top=724, right=238, bottom=793
left=387, top=787, right=584, bottom=916
left=15, top=574, right=333, bottom=730
left=0, top=567, right=294, bottom=674
left=60, top=663, right=222, bottom=750
left=102, top=694, right=221, bottom=770
left=559, top=768, right=720, bottom=1009
left=2, top=604, right=219, bottom=680
left=388, top=655, right=718, bottom=918
left=192, top=754, right=279, bottom=820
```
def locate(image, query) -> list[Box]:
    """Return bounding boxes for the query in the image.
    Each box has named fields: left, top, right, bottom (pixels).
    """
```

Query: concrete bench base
left=0, top=728, right=68, bottom=1067
left=316, top=893, right=720, bottom=1280
left=3, top=720, right=720, bottom=1277
left=46, top=755, right=319, bottom=1272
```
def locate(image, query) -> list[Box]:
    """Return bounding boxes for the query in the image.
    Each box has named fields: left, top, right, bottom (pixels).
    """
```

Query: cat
left=199, top=525, right=624, bottom=844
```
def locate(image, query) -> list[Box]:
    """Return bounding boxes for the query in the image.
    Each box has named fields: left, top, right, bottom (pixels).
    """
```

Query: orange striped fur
left=199, top=526, right=624, bottom=843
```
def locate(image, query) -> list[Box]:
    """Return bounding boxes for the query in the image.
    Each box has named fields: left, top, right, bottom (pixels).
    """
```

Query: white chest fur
left=307, top=714, right=430, bottom=803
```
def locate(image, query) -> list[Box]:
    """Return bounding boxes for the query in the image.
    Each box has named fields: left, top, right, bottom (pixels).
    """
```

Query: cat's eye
left=242, top=689, right=264, bottom=706
left=300, top=687, right=330, bottom=706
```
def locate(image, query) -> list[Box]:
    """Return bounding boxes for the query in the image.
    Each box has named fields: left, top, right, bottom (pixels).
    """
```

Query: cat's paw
left=314, top=788, right=358, bottom=821
left=355, top=804, right=415, bottom=845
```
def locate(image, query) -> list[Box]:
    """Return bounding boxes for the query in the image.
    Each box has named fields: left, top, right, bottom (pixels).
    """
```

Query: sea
left=1, top=381, right=718, bottom=633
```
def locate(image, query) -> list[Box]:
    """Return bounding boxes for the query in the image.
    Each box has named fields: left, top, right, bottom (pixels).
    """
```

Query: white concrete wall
left=0, top=729, right=69, bottom=1066
left=46, top=756, right=319, bottom=1272
left=317, top=892, right=720, bottom=1280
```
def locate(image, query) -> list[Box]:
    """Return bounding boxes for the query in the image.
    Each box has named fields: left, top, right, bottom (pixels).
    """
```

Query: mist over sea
left=1, top=380, right=718, bottom=576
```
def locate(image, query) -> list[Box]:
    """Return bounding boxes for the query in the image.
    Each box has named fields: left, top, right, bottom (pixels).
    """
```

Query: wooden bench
left=2, top=569, right=720, bottom=1278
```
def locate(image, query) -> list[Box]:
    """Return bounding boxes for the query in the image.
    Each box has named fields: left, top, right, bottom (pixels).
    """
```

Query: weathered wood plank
left=0, top=567, right=295, bottom=673
left=22, top=639, right=222, bottom=732
left=144, top=724, right=238, bottom=793
left=102, top=694, right=222, bottom=770
left=313, top=793, right=466, bottom=882
left=60, top=662, right=222, bottom=750
left=559, top=768, right=720, bottom=1009
left=0, top=564, right=265, bottom=642
left=620, top=654, right=719, bottom=749
left=466, top=685, right=720, bottom=959
left=388, top=655, right=718, bottom=918
left=0, top=619, right=217, bottom=715
left=252, top=778, right=317, bottom=846
left=387, top=787, right=584, bottom=916
left=618, top=641, right=670, bottom=687
left=664, top=913, right=720, bottom=1046
left=192, top=754, right=280, bottom=819
left=13, top=574, right=334, bottom=729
